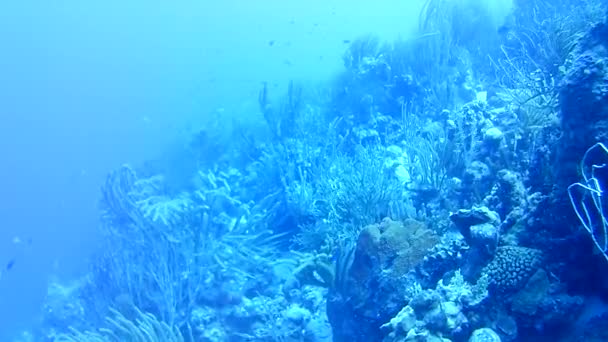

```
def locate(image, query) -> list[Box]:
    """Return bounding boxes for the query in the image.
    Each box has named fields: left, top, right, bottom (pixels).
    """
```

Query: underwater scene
left=3, top=0, right=608, bottom=341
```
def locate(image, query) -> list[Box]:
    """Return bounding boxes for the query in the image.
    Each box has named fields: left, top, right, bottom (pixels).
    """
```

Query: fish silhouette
left=0, top=236, right=32, bottom=280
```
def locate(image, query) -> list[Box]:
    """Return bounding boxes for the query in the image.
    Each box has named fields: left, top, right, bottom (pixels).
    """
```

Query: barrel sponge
left=483, top=246, right=543, bottom=292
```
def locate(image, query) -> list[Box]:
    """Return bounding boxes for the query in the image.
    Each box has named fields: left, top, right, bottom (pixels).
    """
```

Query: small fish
left=342, top=39, right=351, bottom=44
left=0, top=237, right=33, bottom=280
left=268, top=40, right=275, bottom=47
left=5, top=258, right=16, bottom=271
left=0, top=258, right=15, bottom=280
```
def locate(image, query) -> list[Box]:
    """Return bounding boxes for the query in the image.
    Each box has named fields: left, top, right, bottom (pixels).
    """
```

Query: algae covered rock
left=469, top=328, right=501, bottom=342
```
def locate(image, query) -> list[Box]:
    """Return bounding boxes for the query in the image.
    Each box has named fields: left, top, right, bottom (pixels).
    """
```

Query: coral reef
left=15, top=1, right=608, bottom=342
left=327, top=218, right=440, bottom=341
left=381, top=270, right=489, bottom=341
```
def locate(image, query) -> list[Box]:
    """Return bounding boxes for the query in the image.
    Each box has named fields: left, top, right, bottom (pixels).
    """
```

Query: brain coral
left=483, top=246, right=543, bottom=293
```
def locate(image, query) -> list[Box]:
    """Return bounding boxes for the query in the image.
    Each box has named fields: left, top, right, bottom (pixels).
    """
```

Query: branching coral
left=137, top=194, right=193, bottom=227
left=258, top=80, right=303, bottom=141
left=100, top=165, right=146, bottom=228
left=393, top=0, right=497, bottom=110
left=290, top=145, right=410, bottom=252
left=91, top=164, right=285, bottom=330
left=492, top=0, right=603, bottom=134
left=331, top=147, right=405, bottom=226
left=56, top=307, right=186, bottom=342
left=402, top=126, right=451, bottom=194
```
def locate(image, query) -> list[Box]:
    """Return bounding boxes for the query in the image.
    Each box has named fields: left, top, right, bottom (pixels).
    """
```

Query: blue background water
left=0, top=0, right=441, bottom=337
